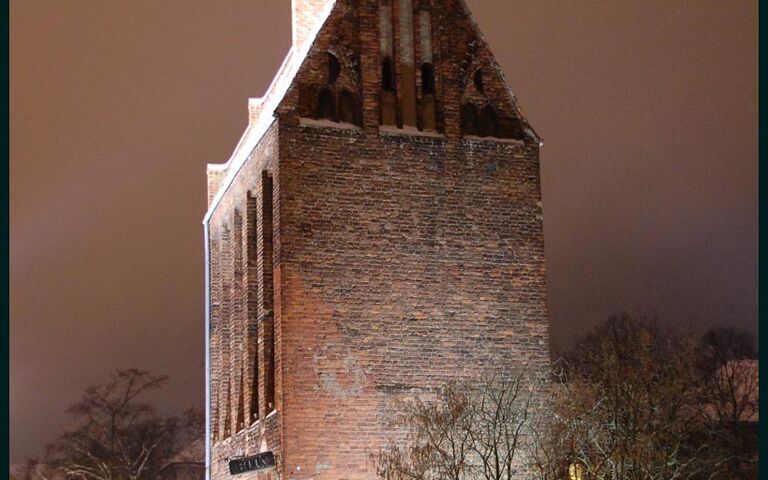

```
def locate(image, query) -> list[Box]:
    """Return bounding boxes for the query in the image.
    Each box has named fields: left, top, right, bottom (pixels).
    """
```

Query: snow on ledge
left=299, top=117, right=362, bottom=131
left=207, top=163, right=229, bottom=172
left=463, top=135, right=525, bottom=146
left=379, top=125, right=445, bottom=139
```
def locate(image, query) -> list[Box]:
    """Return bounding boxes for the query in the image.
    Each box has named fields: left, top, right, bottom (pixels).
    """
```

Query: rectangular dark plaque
left=228, top=451, right=276, bottom=475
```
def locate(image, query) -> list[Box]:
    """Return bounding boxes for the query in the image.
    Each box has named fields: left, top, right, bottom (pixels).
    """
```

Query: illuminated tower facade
left=203, top=1, right=549, bottom=478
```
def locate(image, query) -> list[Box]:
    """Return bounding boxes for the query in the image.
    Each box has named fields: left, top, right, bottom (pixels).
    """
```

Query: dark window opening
left=421, top=63, right=435, bottom=95
left=249, top=350, right=259, bottom=421
left=339, top=90, right=361, bottom=125
left=461, top=103, right=478, bottom=136
left=479, top=105, right=498, bottom=137
left=265, top=313, right=275, bottom=412
left=246, top=193, right=259, bottom=423
left=236, top=368, right=245, bottom=431
left=382, top=57, right=395, bottom=92
left=473, top=69, right=484, bottom=93
left=222, top=382, right=232, bottom=438
left=316, top=88, right=336, bottom=121
left=261, top=173, right=276, bottom=413
left=327, top=53, right=341, bottom=84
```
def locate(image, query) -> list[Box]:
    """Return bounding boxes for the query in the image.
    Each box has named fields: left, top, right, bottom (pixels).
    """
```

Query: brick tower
left=203, top=1, right=549, bottom=479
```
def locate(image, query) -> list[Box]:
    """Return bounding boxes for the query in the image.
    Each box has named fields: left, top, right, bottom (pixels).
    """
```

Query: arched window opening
left=339, top=90, right=361, bottom=125
left=421, top=63, right=435, bottom=95
left=479, top=105, right=498, bottom=138
left=473, top=69, right=484, bottom=93
left=382, top=57, right=395, bottom=92
left=316, top=88, right=336, bottom=121
left=327, top=52, right=341, bottom=85
left=461, top=103, right=478, bottom=136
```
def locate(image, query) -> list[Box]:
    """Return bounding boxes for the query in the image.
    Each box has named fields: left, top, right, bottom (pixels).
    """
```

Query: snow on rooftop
left=204, top=0, right=338, bottom=224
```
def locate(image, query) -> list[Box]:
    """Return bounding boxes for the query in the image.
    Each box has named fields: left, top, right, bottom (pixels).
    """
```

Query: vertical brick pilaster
left=209, top=239, right=221, bottom=443
left=360, top=0, right=383, bottom=133
left=231, top=210, right=245, bottom=433
left=218, top=226, right=232, bottom=440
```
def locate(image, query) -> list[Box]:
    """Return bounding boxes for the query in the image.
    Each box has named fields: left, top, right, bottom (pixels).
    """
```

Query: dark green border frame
left=3, top=0, right=10, bottom=475
left=760, top=0, right=766, bottom=476
left=0, top=1, right=762, bottom=476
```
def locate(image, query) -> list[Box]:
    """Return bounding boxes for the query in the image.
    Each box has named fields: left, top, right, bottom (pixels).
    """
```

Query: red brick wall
left=274, top=129, right=547, bottom=480
left=206, top=1, right=548, bottom=479
left=208, top=125, right=283, bottom=480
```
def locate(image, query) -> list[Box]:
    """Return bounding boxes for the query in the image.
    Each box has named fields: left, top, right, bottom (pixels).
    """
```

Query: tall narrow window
left=261, top=172, right=276, bottom=413
left=398, top=0, right=417, bottom=126
left=421, top=63, right=435, bottom=95
left=382, top=57, right=395, bottom=92
left=380, top=0, right=397, bottom=126
left=236, top=367, right=245, bottom=431
left=316, top=88, right=336, bottom=121
left=339, top=90, right=361, bottom=125
left=327, top=53, right=341, bottom=84
left=479, top=105, right=498, bottom=138
left=250, top=333, right=259, bottom=422
left=419, top=9, right=435, bottom=96
left=223, top=383, right=232, bottom=438
left=380, top=0, right=395, bottom=92
left=461, top=103, right=478, bottom=136
left=418, top=10, right=437, bottom=131
left=247, top=193, right=259, bottom=423
left=474, top=69, right=484, bottom=93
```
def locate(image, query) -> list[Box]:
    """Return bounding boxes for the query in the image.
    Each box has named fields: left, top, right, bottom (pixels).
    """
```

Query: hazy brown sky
left=10, top=0, right=757, bottom=463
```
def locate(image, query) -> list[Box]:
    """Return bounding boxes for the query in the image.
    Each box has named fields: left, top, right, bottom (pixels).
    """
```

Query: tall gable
left=205, top=0, right=542, bottom=221
left=282, top=0, right=540, bottom=142
left=451, top=0, right=540, bottom=141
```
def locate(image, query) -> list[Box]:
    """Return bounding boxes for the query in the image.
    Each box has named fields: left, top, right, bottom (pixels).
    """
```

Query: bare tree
left=527, top=360, right=601, bottom=480
left=699, top=328, right=756, bottom=367
left=696, top=327, right=759, bottom=479
left=529, top=315, right=749, bottom=480
left=375, top=317, right=756, bottom=480
left=44, top=369, right=202, bottom=480
left=374, top=369, right=538, bottom=480
left=698, top=327, right=758, bottom=424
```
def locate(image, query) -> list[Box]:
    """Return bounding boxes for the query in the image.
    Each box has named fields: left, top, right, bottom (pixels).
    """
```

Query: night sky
left=10, top=0, right=757, bottom=463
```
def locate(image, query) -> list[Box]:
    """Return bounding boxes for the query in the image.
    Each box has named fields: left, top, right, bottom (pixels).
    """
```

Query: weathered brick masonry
left=204, top=1, right=549, bottom=479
